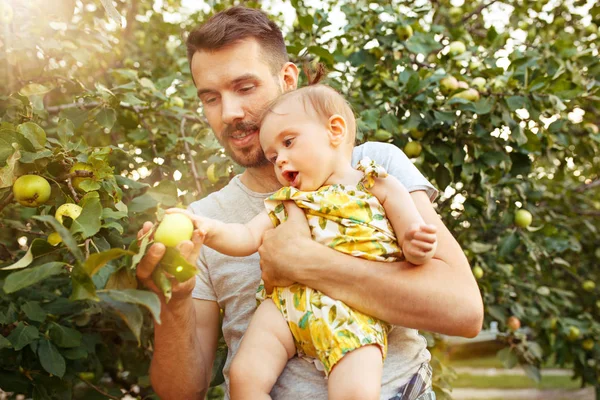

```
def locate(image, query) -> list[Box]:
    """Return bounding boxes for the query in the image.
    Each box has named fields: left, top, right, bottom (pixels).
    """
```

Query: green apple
left=549, top=317, right=558, bottom=330
left=69, top=162, right=94, bottom=191
left=395, top=25, right=413, bottom=41
left=55, top=203, right=83, bottom=224
left=403, top=141, right=422, bottom=158
left=451, top=88, right=480, bottom=102
left=515, top=209, right=532, bottom=228
left=457, top=81, right=469, bottom=89
left=472, top=266, right=484, bottom=279
left=567, top=326, right=581, bottom=341
left=507, top=316, right=521, bottom=331
left=582, top=280, right=595, bottom=292
left=472, top=77, right=487, bottom=90
left=154, top=213, right=194, bottom=248
left=582, top=339, right=594, bottom=351
left=373, top=129, right=393, bottom=141
left=409, top=129, right=426, bottom=139
left=13, top=175, right=52, bottom=207
left=449, top=7, right=462, bottom=19
left=47, top=232, right=62, bottom=246
left=440, top=76, right=459, bottom=94
left=169, top=96, right=185, bottom=108
left=448, top=41, right=466, bottom=56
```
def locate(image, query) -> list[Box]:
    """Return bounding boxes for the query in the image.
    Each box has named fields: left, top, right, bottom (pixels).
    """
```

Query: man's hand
left=258, top=202, right=311, bottom=293
left=403, top=223, right=438, bottom=265
left=136, top=221, right=206, bottom=308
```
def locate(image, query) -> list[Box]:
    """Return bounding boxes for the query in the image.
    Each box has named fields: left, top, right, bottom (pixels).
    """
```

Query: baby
left=170, top=84, right=437, bottom=400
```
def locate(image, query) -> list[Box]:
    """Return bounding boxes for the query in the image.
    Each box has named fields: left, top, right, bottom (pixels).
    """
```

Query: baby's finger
left=137, top=221, right=154, bottom=240
left=413, top=231, right=437, bottom=244
left=411, top=240, right=435, bottom=252
left=404, top=222, right=421, bottom=241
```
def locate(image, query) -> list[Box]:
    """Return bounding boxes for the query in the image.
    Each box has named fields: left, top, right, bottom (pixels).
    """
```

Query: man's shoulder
left=187, top=177, right=243, bottom=219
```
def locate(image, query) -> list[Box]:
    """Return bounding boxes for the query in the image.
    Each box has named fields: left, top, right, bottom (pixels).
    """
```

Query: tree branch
left=77, top=377, right=121, bottom=400
left=461, top=0, right=500, bottom=23
left=575, top=209, right=600, bottom=217
left=575, top=179, right=600, bottom=192
left=0, top=192, right=14, bottom=214
left=180, top=117, right=203, bottom=197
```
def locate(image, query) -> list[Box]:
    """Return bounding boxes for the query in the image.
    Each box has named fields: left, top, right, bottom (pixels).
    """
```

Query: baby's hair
left=259, top=69, right=356, bottom=144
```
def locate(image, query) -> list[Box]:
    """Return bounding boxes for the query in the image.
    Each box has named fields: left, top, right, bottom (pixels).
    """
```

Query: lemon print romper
left=257, top=158, right=403, bottom=375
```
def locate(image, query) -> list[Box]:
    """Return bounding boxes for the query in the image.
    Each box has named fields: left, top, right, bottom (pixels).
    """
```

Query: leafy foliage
left=0, top=0, right=599, bottom=398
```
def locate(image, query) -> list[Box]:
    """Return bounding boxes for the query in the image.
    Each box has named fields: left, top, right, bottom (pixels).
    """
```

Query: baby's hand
left=403, top=223, right=438, bottom=265
left=165, top=208, right=213, bottom=236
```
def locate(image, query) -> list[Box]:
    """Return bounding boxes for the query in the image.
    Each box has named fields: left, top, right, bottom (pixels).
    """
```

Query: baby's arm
left=166, top=208, right=273, bottom=257
left=368, top=176, right=437, bottom=265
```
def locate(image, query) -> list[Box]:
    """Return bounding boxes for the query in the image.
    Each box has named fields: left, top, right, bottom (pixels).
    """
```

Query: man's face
left=191, top=39, right=284, bottom=168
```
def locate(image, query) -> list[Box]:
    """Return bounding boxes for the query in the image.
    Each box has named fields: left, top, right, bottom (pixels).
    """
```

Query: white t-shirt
left=189, top=142, right=438, bottom=400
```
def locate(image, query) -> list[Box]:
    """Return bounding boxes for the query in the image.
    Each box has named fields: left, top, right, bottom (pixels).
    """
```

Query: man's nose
left=221, top=94, right=245, bottom=125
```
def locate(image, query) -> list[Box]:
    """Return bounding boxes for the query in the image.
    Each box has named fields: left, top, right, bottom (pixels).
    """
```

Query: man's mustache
left=223, top=121, right=259, bottom=138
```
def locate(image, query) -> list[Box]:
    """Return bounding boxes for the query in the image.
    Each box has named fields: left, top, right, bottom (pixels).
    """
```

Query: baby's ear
left=328, top=114, right=347, bottom=146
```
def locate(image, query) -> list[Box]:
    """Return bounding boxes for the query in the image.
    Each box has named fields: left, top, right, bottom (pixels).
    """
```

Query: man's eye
left=239, top=85, right=255, bottom=93
left=204, top=97, right=217, bottom=104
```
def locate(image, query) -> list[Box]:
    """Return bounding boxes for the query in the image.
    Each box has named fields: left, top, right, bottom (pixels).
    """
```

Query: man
left=136, top=6, right=483, bottom=400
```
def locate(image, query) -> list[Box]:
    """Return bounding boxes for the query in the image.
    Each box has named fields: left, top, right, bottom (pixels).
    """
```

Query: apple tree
left=0, top=0, right=599, bottom=399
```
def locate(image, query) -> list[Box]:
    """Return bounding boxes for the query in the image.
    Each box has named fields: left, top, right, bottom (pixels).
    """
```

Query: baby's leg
left=327, top=344, right=383, bottom=400
left=229, top=299, right=296, bottom=400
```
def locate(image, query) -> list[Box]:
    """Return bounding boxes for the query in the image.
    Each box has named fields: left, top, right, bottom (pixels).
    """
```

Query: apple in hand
left=154, top=213, right=194, bottom=248
left=13, top=175, right=52, bottom=207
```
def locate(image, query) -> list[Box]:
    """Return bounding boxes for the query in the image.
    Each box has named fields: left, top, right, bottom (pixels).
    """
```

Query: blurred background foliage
left=0, top=0, right=599, bottom=398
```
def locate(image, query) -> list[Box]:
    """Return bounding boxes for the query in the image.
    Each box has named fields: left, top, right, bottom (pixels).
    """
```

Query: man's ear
left=280, top=62, right=299, bottom=92
left=328, top=114, right=347, bottom=147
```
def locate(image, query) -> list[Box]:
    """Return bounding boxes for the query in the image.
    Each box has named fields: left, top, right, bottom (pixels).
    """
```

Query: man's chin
left=228, top=148, right=270, bottom=168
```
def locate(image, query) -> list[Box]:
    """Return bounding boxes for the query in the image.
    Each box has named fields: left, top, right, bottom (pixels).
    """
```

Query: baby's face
left=260, top=99, right=337, bottom=191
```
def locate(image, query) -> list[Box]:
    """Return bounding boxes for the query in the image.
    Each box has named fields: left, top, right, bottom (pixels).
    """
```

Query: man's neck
left=239, top=164, right=282, bottom=193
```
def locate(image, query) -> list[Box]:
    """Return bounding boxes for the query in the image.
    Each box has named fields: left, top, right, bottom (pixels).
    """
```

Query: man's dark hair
left=186, top=6, right=289, bottom=76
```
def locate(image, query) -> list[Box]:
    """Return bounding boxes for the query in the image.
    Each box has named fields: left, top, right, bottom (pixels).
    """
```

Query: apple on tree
left=440, top=76, right=459, bottom=94
left=403, top=141, right=422, bottom=158
left=514, top=209, right=533, bottom=228
left=70, top=162, right=94, bottom=191
left=55, top=203, right=83, bottom=224
left=12, top=175, right=52, bottom=207
left=451, top=88, right=480, bottom=102
left=448, top=41, right=466, bottom=56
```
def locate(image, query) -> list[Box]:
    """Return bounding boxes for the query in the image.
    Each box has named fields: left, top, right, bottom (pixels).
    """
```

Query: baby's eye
left=283, top=138, right=293, bottom=147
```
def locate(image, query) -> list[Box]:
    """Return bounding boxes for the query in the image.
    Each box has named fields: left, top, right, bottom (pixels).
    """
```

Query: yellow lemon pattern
left=258, top=158, right=400, bottom=374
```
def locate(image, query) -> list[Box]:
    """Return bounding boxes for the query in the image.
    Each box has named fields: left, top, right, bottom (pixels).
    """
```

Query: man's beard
left=220, top=121, right=270, bottom=168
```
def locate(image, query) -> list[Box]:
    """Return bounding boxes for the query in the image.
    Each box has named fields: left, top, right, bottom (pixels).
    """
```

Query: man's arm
left=136, top=222, right=220, bottom=399
left=258, top=191, right=483, bottom=338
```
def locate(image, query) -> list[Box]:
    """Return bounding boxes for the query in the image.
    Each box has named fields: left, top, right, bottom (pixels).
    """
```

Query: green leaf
left=33, top=215, right=84, bottom=263
left=19, top=149, right=53, bottom=163
left=99, top=0, right=122, bottom=26
left=100, top=289, right=161, bottom=324
left=19, top=83, right=52, bottom=97
left=49, top=323, right=82, bottom=348
left=3, top=262, right=66, bottom=294
left=498, top=232, right=520, bottom=257
left=70, top=265, right=99, bottom=301
left=522, top=364, right=541, bottom=383
left=0, top=334, right=13, bottom=350
left=96, top=108, right=116, bottom=130
left=8, top=322, right=40, bottom=351
left=21, top=301, right=48, bottom=322
left=308, top=46, right=334, bottom=67
left=57, top=119, right=74, bottom=144
left=497, top=347, right=518, bottom=369
left=71, top=197, right=102, bottom=239
left=38, top=339, right=66, bottom=378
left=405, top=32, right=443, bottom=54
left=17, top=122, right=46, bottom=150
left=101, top=297, right=144, bottom=344
left=0, top=150, right=20, bottom=189
left=147, top=180, right=178, bottom=207
left=1, top=238, right=55, bottom=270
left=83, top=248, right=135, bottom=276
left=506, top=95, right=528, bottom=111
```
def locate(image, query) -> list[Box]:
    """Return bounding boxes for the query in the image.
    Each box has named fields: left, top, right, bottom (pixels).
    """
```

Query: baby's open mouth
left=282, top=170, right=299, bottom=186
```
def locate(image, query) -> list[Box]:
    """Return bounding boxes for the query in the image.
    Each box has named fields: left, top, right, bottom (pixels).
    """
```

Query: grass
left=453, top=372, right=581, bottom=390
